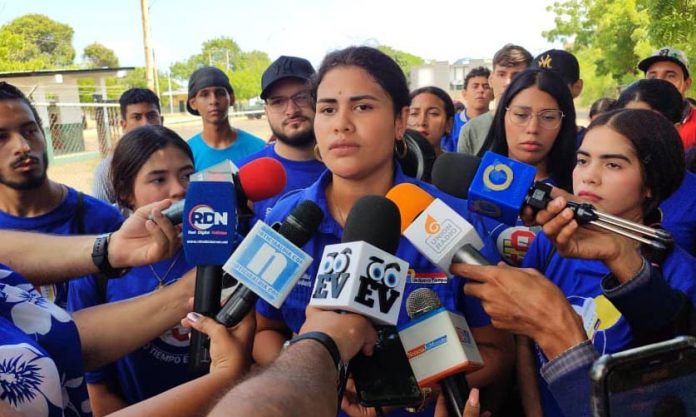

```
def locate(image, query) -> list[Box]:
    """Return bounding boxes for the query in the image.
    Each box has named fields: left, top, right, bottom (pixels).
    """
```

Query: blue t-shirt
left=0, top=265, right=91, bottom=417
left=522, top=232, right=696, bottom=417
left=187, top=130, right=266, bottom=171
left=237, top=143, right=326, bottom=222
left=660, top=171, right=696, bottom=256
left=442, top=110, right=471, bottom=153
left=256, top=166, right=502, bottom=417
left=0, top=187, right=123, bottom=308
left=68, top=249, right=200, bottom=404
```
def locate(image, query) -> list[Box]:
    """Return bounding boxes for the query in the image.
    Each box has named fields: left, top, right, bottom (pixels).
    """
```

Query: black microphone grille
left=342, top=195, right=401, bottom=255
left=432, top=153, right=481, bottom=199
left=406, top=288, right=442, bottom=319
left=278, top=201, right=324, bottom=247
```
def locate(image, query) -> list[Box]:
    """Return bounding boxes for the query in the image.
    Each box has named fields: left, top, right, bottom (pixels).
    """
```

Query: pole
left=167, top=71, right=174, bottom=114
left=140, top=0, right=155, bottom=91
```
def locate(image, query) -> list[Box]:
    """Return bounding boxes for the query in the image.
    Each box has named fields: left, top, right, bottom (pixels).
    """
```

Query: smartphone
left=590, top=336, right=696, bottom=417
left=350, top=325, right=423, bottom=407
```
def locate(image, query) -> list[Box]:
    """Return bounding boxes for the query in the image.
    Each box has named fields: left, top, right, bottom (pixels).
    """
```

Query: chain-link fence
left=34, top=101, right=121, bottom=163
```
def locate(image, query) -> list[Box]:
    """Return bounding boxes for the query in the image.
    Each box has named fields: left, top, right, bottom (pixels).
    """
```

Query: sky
left=0, top=0, right=563, bottom=69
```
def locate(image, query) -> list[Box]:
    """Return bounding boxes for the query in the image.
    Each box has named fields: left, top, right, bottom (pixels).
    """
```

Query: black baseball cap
left=260, top=56, right=315, bottom=100
left=187, top=66, right=234, bottom=115
left=531, top=49, right=580, bottom=85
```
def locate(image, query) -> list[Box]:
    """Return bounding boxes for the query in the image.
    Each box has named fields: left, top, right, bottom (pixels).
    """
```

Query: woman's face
left=573, top=125, right=649, bottom=221
left=129, top=145, right=195, bottom=210
left=504, top=86, right=563, bottom=168
left=314, top=66, right=408, bottom=181
left=407, top=92, right=453, bottom=148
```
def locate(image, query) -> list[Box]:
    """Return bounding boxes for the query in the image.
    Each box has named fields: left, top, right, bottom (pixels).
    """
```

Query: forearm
left=209, top=340, right=337, bottom=417
left=75, top=271, right=193, bottom=370
left=110, top=368, right=240, bottom=417
left=0, top=230, right=97, bottom=283
left=252, top=329, right=289, bottom=365
left=88, top=383, right=129, bottom=417
left=466, top=325, right=514, bottom=388
left=516, top=335, right=543, bottom=417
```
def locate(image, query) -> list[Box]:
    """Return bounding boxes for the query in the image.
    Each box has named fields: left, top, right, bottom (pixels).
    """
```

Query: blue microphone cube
left=467, top=151, right=536, bottom=225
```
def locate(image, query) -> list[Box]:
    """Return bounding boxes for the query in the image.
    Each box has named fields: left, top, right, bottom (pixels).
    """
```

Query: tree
left=0, top=14, right=75, bottom=68
left=543, top=0, right=696, bottom=103
left=376, top=45, right=425, bottom=78
left=83, top=42, right=119, bottom=68
left=169, top=37, right=270, bottom=100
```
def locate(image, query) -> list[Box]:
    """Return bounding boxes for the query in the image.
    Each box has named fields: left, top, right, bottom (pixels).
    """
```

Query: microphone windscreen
left=406, top=287, right=442, bottom=319
left=238, top=157, right=287, bottom=202
left=277, top=201, right=324, bottom=247
left=431, top=153, right=481, bottom=199
left=342, top=195, right=401, bottom=255
left=386, top=183, right=434, bottom=232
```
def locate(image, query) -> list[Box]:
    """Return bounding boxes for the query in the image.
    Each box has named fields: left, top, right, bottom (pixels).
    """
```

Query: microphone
left=216, top=201, right=323, bottom=327
left=308, top=195, right=408, bottom=325
left=182, top=166, right=239, bottom=373
left=386, top=183, right=489, bottom=271
left=437, top=151, right=673, bottom=251
left=399, top=288, right=483, bottom=417
left=431, top=152, right=481, bottom=200
left=162, top=157, right=287, bottom=224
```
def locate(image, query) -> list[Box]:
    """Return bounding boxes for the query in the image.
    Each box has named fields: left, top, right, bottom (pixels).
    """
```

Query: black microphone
left=215, top=201, right=324, bottom=327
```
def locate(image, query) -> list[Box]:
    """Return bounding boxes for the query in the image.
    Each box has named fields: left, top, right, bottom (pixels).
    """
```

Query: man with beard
left=237, top=56, right=326, bottom=221
left=0, top=82, right=122, bottom=308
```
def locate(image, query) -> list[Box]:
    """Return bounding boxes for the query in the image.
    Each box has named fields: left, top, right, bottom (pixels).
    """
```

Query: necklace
left=149, top=252, right=182, bottom=290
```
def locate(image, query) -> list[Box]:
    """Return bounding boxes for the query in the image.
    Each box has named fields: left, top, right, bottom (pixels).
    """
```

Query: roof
left=0, top=67, right=135, bottom=79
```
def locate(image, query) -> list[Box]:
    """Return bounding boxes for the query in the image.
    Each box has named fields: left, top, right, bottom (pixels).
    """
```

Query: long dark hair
left=479, top=68, right=577, bottom=191
left=312, top=46, right=410, bottom=116
left=583, top=109, right=685, bottom=219
left=616, top=79, right=683, bottom=124
left=111, top=125, right=193, bottom=210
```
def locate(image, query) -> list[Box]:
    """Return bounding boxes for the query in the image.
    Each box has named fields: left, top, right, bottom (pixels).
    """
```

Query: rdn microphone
left=162, top=157, right=287, bottom=224
left=216, top=201, right=323, bottom=327
left=309, top=195, right=408, bottom=325
left=183, top=165, right=239, bottom=373
left=399, top=288, right=483, bottom=417
left=464, top=151, right=673, bottom=250
left=309, top=195, right=422, bottom=408
left=386, top=183, right=489, bottom=271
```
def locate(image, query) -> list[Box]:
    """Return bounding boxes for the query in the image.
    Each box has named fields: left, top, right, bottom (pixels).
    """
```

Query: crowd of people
left=1, top=40, right=695, bottom=417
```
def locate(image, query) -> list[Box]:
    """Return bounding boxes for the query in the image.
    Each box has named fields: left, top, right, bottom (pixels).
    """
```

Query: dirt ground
left=47, top=116, right=272, bottom=194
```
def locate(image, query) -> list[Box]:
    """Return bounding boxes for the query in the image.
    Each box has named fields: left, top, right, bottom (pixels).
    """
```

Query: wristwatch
left=91, top=233, right=130, bottom=278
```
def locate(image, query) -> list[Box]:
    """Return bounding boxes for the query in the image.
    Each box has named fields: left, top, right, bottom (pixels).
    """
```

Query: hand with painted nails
left=108, top=199, right=182, bottom=269
left=182, top=309, right=256, bottom=377
left=301, top=307, right=378, bottom=363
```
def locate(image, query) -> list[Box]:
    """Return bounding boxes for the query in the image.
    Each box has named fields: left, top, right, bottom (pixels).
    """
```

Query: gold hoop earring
left=314, top=144, right=324, bottom=162
left=394, top=138, right=408, bottom=160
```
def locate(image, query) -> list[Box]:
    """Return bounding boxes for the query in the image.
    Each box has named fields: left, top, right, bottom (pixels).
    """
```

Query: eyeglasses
left=505, top=106, right=565, bottom=130
left=266, top=92, right=312, bottom=113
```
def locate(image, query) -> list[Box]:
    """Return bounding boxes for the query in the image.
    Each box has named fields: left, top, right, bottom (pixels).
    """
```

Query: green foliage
left=0, top=14, right=75, bottom=69
left=544, top=0, right=696, bottom=102
left=376, top=45, right=425, bottom=77
left=83, top=42, right=119, bottom=68
left=169, top=37, right=270, bottom=100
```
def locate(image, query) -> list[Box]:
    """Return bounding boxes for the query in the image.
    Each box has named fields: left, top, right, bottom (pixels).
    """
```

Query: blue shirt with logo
left=187, top=130, right=266, bottom=171
left=256, top=165, right=503, bottom=417
left=0, top=187, right=123, bottom=308
left=236, top=143, right=326, bottom=223
left=522, top=232, right=696, bottom=417
left=0, top=264, right=91, bottom=417
left=68, top=249, right=201, bottom=404
left=660, top=171, right=696, bottom=256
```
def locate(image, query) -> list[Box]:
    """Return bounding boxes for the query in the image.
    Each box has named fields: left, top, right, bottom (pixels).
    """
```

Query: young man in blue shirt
left=237, top=56, right=326, bottom=221
left=186, top=66, right=265, bottom=170
left=0, top=82, right=122, bottom=308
